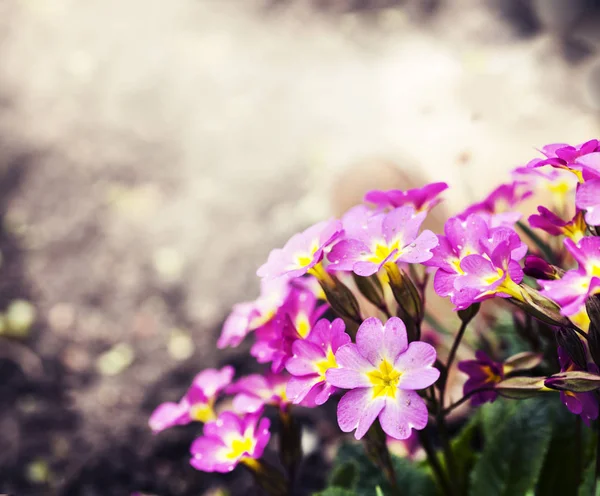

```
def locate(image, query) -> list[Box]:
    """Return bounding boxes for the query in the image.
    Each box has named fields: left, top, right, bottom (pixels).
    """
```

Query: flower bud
left=523, top=255, right=564, bottom=280
left=586, top=295, right=600, bottom=367
left=385, top=263, right=422, bottom=340
left=555, top=327, right=588, bottom=370
left=317, top=273, right=362, bottom=326
left=352, top=273, right=386, bottom=310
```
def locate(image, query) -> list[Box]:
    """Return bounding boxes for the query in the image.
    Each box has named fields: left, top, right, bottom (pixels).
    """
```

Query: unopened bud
left=318, top=273, right=362, bottom=326
left=556, top=327, right=588, bottom=370
left=523, top=255, right=564, bottom=280
left=586, top=296, right=600, bottom=367
left=384, top=263, right=422, bottom=340
left=352, top=273, right=386, bottom=310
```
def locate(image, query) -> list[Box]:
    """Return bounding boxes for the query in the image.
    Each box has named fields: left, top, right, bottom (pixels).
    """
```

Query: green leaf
left=470, top=397, right=553, bottom=496
left=333, top=443, right=436, bottom=496
left=328, top=461, right=359, bottom=490
left=450, top=413, right=479, bottom=495
left=313, top=488, right=358, bottom=496
left=578, top=459, right=600, bottom=496
left=536, top=396, right=593, bottom=496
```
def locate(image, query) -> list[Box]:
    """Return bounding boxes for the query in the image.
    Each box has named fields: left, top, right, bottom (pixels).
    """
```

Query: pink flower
left=540, top=237, right=600, bottom=327
left=458, top=182, right=531, bottom=228
left=190, top=411, right=270, bottom=473
left=326, top=317, right=439, bottom=440
left=528, top=207, right=587, bottom=242
left=576, top=179, right=600, bottom=226
left=526, top=140, right=600, bottom=181
left=424, top=214, right=526, bottom=309
left=149, top=366, right=234, bottom=433
left=451, top=240, right=525, bottom=310
left=257, top=219, right=343, bottom=280
left=285, top=318, right=351, bottom=406
left=227, top=373, right=289, bottom=414
left=364, top=182, right=448, bottom=213
left=217, top=277, right=290, bottom=349
left=513, top=165, right=577, bottom=199
left=327, top=206, right=438, bottom=277
left=250, top=288, right=328, bottom=372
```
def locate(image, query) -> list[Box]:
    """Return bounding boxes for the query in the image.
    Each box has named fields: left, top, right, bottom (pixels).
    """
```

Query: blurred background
left=1, top=0, right=600, bottom=494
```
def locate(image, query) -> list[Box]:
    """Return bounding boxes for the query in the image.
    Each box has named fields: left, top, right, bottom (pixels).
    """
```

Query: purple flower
left=556, top=347, right=599, bottom=426
left=217, top=277, right=290, bottom=349
left=458, top=182, right=531, bottom=228
left=227, top=373, right=289, bottom=414
left=326, top=317, right=439, bottom=440
left=540, top=237, right=600, bottom=329
left=190, top=411, right=271, bottom=473
left=327, top=206, right=438, bottom=277
left=451, top=240, right=524, bottom=309
left=364, top=182, right=449, bottom=212
left=285, top=318, right=351, bottom=406
left=576, top=179, right=600, bottom=226
left=528, top=207, right=587, bottom=242
left=257, top=219, right=343, bottom=280
left=424, top=214, right=526, bottom=309
left=458, top=351, right=504, bottom=406
left=250, top=288, right=328, bottom=372
left=149, top=366, right=234, bottom=433
left=513, top=165, right=577, bottom=204
left=526, top=140, right=600, bottom=182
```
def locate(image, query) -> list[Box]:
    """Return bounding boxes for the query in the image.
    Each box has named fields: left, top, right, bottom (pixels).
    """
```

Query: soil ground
left=1, top=0, right=600, bottom=494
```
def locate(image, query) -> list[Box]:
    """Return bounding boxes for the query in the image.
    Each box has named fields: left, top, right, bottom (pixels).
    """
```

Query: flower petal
left=337, top=388, right=385, bottom=440
left=379, top=390, right=428, bottom=440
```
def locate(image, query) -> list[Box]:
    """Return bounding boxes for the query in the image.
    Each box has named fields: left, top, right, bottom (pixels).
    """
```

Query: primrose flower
left=364, top=182, right=449, bottom=213
left=458, top=181, right=531, bottom=228
left=285, top=318, right=351, bottom=406
left=218, top=277, right=290, bottom=349
left=513, top=166, right=577, bottom=208
left=424, top=214, right=526, bottom=308
left=540, top=237, right=600, bottom=329
left=576, top=179, right=600, bottom=226
left=528, top=207, right=587, bottom=242
left=458, top=351, right=504, bottom=406
left=326, top=317, right=439, bottom=440
left=190, top=411, right=270, bottom=473
left=257, top=219, right=343, bottom=280
left=227, top=373, right=289, bottom=414
left=149, top=366, right=234, bottom=433
left=327, top=205, right=438, bottom=277
left=250, top=288, right=328, bottom=372
left=555, top=347, right=599, bottom=426
left=526, top=140, right=600, bottom=181
left=452, top=240, right=525, bottom=310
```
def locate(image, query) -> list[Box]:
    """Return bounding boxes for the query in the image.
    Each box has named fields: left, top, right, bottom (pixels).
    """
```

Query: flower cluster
left=147, top=139, right=600, bottom=496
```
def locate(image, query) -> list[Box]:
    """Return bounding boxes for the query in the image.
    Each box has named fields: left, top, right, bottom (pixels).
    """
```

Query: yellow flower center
left=294, top=241, right=320, bottom=269
left=366, top=359, right=402, bottom=399
left=190, top=402, right=215, bottom=423
left=547, top=180, right=572, bottom=196
left=367, top=239, right=402, bottom=264
left=295, top=312, right=311, bottom=338
left=483, top=267, right=505, bottom=286
left=314, top=348, right=337, bottom=380
left=226, top=436, right=255, bottom=460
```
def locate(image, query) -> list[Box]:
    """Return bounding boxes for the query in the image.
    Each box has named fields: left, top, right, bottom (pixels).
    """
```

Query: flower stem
left=595, top=417, right=600, bottom=496
left=418, top=427, right=454, bottom=496
left=278, top=408, right=301, bottom=485
left=364, top=422, right=401, bottom=495
left=441, top=386, right=495, bottom=415
left=241, top=458, right=288, bottom=496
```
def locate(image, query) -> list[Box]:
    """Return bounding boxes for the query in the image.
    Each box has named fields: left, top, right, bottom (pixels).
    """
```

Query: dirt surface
left=1, top=0, right=600, bottom=494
